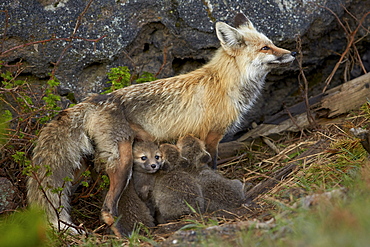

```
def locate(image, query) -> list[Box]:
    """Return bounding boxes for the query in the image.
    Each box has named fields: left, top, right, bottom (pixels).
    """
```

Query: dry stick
left=295, top=36, right=318, bottom=129
left=50, top=0, right=97, bottom=78
left=318, top=4, right=349, bottom=36
left=0, top=91, right=21, bottom=114
left=341, top=14, right=368, bottom=80
left=50, top=44, right=74, bottom=79
left=217, top=154, right=246, bottom=166
left=29, top=171, right=62, bottom=226
left=284, top=104, right=305, bottom=136
left=320, top=6, right=370, bottom=92
left=72, top=171, right=104, bottom=203
left=262, top=137, right=280, bottom=154
left=353, top=43, right=367, bottom=74
left=121, top=49, right=137, bottom=69
left=72, top=0, right=94, bottom=35
left=350, top=11, right=370, bottom=75
left=120, top=49, right=141, bottom=84
left=342, top=4, right=370, bottom=34
left=0, top=36, right=106, bottom=58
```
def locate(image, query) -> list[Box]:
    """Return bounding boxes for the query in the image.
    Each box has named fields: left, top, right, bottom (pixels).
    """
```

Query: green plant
left=179, top=201, right=218, bottom=231
left=102, top=66, right=156, bottom=94
left=0, top=64, right=76, bottom=234
left=126, top=223, right=156, bottom=247
left=0, top=64, right=64, bottom=188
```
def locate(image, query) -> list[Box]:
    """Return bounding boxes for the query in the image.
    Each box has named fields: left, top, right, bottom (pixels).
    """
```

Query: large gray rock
left=0, top=177, right=20, bottom=212
left=0, top=0, right=369, bottom=134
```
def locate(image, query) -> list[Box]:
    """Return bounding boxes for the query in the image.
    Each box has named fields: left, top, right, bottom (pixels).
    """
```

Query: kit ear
left=200, top=153, right=212, bottom=164
left=234, top=13, right=255, bottom=30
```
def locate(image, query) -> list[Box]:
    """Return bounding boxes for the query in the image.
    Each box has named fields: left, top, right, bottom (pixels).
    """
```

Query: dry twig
left=318, top=5, right=370, bottom=92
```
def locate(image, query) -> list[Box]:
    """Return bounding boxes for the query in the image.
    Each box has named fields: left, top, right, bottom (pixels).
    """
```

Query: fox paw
left=101, top=211, right=124, bottom=238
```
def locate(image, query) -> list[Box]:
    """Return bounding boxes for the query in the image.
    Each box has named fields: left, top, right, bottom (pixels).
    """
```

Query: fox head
left=215, top=13, right=296, bottom=73
left=177, top=135, right=212, bottom=168
left=133, top=141, right=163, bottom=173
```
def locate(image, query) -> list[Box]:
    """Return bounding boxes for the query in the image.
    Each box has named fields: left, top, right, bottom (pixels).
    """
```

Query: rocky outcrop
left=0, top=177, right=21, bottom=212
left=0, top=0, right=369, bottom=133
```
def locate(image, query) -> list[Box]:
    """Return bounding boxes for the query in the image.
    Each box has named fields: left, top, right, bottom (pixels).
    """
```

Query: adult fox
left=27, top=13, right=296, bottom=236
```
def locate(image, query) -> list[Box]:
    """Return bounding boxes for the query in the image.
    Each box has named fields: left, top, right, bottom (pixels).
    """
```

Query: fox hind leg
left=101, top=140, right=133, bottom=237
left=86, top=109, right=136, bottom=237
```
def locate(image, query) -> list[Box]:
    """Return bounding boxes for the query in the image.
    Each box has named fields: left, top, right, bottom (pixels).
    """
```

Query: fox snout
left=264, top=49, right=296, bottom=67
left=146, top=163, right=161, bottom=173
left=274, top=51, right=296, bottom=65
left=151, top=163, right=159, bottom=169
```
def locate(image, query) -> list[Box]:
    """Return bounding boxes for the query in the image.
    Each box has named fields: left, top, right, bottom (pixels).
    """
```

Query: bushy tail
left=27, top=105, right=93, bottom=231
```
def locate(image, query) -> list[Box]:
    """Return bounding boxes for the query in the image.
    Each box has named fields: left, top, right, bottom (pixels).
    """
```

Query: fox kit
left=116, top=141, right=162, bottom=235
left=152, top=144, right=204, bottom=223
left=27, top=13, right=295, bottom=236
left=177, top=135, right=246, bottom=212
left=131, top=141, right=163, bottom=202
left=196, top=170, right=246, bottom=212
left=176, top=134, right=212, bottom=171
left=117, top=181, right=155, bottom=236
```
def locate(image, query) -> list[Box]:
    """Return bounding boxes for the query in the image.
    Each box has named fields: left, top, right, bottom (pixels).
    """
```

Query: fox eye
left=141, top=156, right=147, bottom=161
left=155, top=155, right=160, bottom=160
left=261, top=46, right=270, bottom=50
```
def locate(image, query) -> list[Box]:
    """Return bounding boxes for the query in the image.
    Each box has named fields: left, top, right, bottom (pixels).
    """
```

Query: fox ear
left=216, top=22, right=244, bottom=54
left=234, top=13, right=255, bottom=30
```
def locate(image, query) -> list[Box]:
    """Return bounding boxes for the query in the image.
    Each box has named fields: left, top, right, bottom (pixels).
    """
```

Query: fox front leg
left=101, top=140, right=133, bottom=237
left=204, top=132, right=223, bottom=169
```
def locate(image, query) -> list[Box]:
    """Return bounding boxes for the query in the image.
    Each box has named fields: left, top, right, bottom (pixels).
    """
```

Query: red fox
left=27, top=13, right=296, bottom=236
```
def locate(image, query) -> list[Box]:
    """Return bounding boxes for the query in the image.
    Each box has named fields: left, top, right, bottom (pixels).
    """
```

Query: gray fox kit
left=177, top=135, right=246, bottom=212
left=152, top=144, right=204, bottom=223
left=131, top=141, right=163, bottom=203
left=117, top=141, right=162, bottom=235
left=27, top=13, right=295, bottom=236
left=117, top=181, right=155, bottom=236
